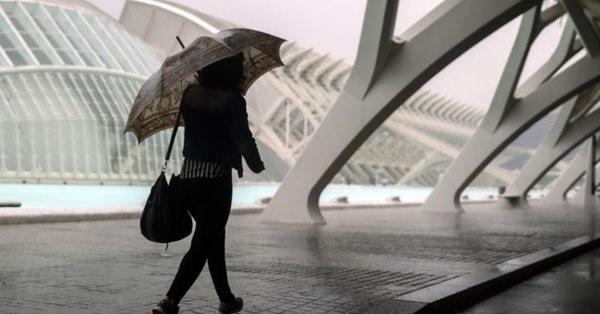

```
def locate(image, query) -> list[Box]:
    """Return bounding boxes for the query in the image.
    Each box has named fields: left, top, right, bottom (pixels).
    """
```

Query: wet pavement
left=461, top=247, right=600, bottom=314
left=0, top=202, right=597, bottom=313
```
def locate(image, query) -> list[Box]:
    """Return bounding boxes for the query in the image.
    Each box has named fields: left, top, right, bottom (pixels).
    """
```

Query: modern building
left=0, top=0, right=169, bottom=184
left=0, top=0, right=574, bottom=193
left=256, top=0, right=600, bottom=224
left=120, top=0, right=560, bottom=188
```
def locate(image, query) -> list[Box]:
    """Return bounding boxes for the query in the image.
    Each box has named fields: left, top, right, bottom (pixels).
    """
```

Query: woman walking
left=153, top=53, right=265, bottom=314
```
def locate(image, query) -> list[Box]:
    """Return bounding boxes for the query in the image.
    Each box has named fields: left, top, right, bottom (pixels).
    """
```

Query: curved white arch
left=128, top=0, right=220, bottom=33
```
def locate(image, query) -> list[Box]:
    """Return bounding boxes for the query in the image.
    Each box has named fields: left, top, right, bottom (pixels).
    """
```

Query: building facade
left=120, top=0, right=558, bottom=188
left=0, top=0, right=170, bottom=184
left=0, top=0, right=572, bottom=191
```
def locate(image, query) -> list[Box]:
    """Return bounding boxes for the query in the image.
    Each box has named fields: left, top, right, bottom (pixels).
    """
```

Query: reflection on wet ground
left=461, top=248, right=600, bottom=314
left=0, top=201, right=597, bottom=313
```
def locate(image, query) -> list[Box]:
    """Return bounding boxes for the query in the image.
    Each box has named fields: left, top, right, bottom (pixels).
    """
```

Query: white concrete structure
left=4, top=0, right=598, bottom=224
left=260, top=0, right=600, bottom=223
left=0, top=0, right=168, bottom=184
left=119, top=0, right=555, bottom=188
left=423, top=0, right=600, bottom=212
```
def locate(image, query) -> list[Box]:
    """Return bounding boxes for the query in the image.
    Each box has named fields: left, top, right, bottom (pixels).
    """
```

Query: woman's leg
left=207, top=174, right=235, bottom=302
left=207, top=228, right=235, bottom=302
left=165, top=220, right=210, bottom=304
left=165, top=179, right=213, bottom=304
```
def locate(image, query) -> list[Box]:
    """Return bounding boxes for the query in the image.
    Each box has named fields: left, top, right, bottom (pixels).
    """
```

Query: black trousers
left=166, top=173, right=235, bottom=304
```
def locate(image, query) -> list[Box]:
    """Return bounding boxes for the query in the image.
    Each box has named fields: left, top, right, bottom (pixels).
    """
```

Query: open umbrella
left=124, top=28, right=285, bottom=142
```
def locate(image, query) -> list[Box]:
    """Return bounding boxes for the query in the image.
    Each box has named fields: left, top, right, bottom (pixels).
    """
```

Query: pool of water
left=0, top=182, right=511, bottom=211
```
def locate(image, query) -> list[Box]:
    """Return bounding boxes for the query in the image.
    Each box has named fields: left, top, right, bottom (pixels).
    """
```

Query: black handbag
left=140, top=97, right=192, bottom=245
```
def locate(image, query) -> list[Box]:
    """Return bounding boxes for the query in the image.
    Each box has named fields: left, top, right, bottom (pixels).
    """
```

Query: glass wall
left=0, top=1, right=177, bottom=184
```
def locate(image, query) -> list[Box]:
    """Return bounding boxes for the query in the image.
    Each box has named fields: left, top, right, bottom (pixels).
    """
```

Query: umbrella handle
left=176, top=36, right=185, bottom=49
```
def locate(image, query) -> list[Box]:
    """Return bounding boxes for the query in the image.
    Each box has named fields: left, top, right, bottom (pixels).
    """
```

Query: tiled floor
left=0, top=202, right=596, bottom=313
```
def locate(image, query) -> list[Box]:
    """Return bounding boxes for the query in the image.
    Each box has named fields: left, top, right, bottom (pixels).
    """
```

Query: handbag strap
left=161, top=36, right=187, bottom=174
left=161, top=99, right=183, bottom=173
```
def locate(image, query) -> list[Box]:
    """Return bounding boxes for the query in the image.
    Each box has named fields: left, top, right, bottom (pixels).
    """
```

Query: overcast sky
left=85, top=0, right=563, bottom=109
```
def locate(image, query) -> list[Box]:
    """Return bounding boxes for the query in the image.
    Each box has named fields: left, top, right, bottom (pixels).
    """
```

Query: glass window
left=87, top=17, right=135, bottom=72
left=0, top=16, right=33, bottom=65
left=83, top=73, right=113, bottom=119
left=7, top=75, right=37, bottom=121
left=0, top=52, right=8, bottom=65
left=24, top=3, right=82, bottom=66
left=113, top=76, right=137, bottom=112
left=71, top=73, right=102, bottom=120
left=41, top=72, right=69, bottom=118
left=14, top=74, right=45, bottom=120
left=103, top=22, right=153, bottom=75
left=94, top=75, right=123, bottom=115
left=45, top=6, right=102, bottom=67
left=122, top=78, right=143, bottom=106
left=57, top=73, right=85, bottom=119
left=0, top=2, right=60, bottom=65
left=0, top=76, right=17, bottom=118
left=64, top=10, right=120, bottom=70
left=107, top=23, right=159, bottom=74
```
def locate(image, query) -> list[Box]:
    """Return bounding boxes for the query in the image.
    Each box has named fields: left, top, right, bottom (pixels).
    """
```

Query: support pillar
left=262, top=0, right=539, bottom=223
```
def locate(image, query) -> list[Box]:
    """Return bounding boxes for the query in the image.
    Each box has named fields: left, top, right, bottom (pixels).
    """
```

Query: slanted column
left=573, top=137, right=597, bottom=207
left=502, top=83, right=600, bottom=202
left=544, top=141, right=600, bottom=204
left=422, top=7, right=541, bottom=212
left=262, top=0, right=540, bottom=223
left=422, top=52, right=600, bottom=213
left=262, top=0, right=402, bottom=224
left=506, top=106, right=600, bottom=202
left=559, top=0, right=600, bottom=57
left=501, top=99, right=577, bottom=202
left=424, top=62, right=600, bottom=213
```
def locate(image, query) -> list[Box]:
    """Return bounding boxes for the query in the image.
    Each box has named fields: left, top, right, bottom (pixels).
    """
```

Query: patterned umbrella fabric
left=124, top=28, right=285, bottom=142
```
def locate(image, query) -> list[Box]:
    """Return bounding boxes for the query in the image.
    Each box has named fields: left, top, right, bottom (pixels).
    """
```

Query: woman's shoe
left=152, top=298, right=179, bottom=314
left=218, top=297, right=243, bottom=313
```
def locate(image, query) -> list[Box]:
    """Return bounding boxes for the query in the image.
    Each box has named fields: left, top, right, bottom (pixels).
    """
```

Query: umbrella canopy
left=124, top=28, right=285, bottom=142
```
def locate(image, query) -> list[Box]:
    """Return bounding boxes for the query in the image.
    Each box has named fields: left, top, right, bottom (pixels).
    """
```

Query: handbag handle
left=161, top=101, right=183, bottom=173
left=161, top=37, right=187, bottom=173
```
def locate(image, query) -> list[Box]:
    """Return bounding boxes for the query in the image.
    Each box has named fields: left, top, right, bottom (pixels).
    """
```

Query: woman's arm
left=227, top=96, right=265, bottom=173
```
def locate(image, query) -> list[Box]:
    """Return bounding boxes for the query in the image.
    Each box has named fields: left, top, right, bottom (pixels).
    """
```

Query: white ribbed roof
left=0, top=0, right=160, bottom=75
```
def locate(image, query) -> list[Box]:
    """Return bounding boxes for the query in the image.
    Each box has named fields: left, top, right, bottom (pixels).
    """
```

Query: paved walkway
left=461, top=247, right=600, bottom=314
left=0, top=202, right=597, bottom=313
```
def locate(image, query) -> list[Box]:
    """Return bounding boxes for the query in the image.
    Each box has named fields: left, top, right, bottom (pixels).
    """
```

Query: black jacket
left=181, top=84, right=264, bottom=178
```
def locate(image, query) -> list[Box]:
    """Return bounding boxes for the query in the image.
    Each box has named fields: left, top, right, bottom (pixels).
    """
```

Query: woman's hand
left=250, top=160, right=265, bottom=174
